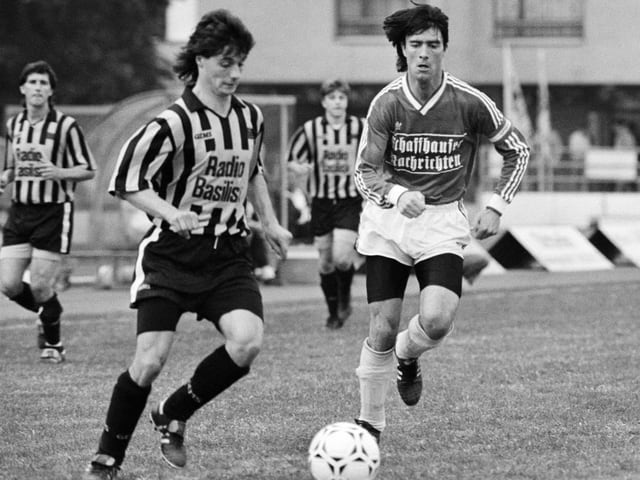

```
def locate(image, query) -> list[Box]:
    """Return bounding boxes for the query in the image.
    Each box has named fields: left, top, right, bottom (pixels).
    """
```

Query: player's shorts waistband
left=422, top=200, right=463, bottom=210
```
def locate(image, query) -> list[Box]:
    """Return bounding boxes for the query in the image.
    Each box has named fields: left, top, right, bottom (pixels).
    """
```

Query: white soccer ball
left=308, top=422, right=380, bottom=480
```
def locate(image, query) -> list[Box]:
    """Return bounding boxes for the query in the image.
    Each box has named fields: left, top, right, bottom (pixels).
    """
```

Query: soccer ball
left=308, top=422, right=380, bottom=480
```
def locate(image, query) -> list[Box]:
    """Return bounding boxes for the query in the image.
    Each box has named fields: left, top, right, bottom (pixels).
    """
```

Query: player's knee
left=227, top=336, right=262, bottom=367
left=419, top=312, right=454, bottom=340
left=333, top=256, right=352, bottom=272
left=131, top=354, right=166, bottom=385
left=0, top=280, right=22, bottom=299
left=29, top=280, right=53, bottom=302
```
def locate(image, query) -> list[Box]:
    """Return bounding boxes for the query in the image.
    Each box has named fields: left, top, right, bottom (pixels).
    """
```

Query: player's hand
left=37, top=161, right=63, bottom=180
left=168, top=210, right=200, bottom=239
left=264, top=223, right=293, bottom=260
left=396, top=191, right=426, bottom=219
left=472, top=208, right=501, bottom=239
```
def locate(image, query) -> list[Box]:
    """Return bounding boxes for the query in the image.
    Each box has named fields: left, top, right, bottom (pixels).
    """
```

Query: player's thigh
left=332, top=228, right=358, bottom=268
left=198, top=274, right=264, bottom=337
left=365, top=255, right=412, bottom=303
left=415, top=253, right=463, bottom=328
left=314, top=232, right=333, bottom=272
left=130, top=330, right=176, bottom=384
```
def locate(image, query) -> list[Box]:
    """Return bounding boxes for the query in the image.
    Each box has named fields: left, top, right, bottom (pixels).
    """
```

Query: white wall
left=163, top=0, right=640, bottom=85
left=478, top=192, right=640, bottom=229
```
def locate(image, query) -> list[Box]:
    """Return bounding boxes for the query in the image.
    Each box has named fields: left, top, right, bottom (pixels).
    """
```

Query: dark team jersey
left=355, top=73, right=529, bottom=208
left=287, top=115, right=364, bottom=200
left=109, top=88, right=265, bottom=237
left=4, top=109, right=96, bottom=204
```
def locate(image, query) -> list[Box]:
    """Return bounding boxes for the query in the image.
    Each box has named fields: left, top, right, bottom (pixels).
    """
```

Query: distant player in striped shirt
left=84, top=10, right=291, bottom=478
left=353, top=4, right=530, bottom=442
left=287, top=79, right=365, bottom=329
left=0, top=60, right=96, bottom=364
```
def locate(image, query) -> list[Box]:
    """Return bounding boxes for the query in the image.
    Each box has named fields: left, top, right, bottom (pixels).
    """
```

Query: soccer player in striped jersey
left=287, top=79, right=365, bottom=329
left=0, top=60, right=96, bottom=364
left=83, top=10, right=291, bottom=479
left=353, top=4, right=529, bottom=442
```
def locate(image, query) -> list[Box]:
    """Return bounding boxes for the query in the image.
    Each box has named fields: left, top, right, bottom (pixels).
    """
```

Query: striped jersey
left=4, top=109, right=96, bottom=204
left=287, top=115, right=364, bottom=199
left=109, top=88, right=264, bottom=237
left=355, top=73, right=529, bottom=207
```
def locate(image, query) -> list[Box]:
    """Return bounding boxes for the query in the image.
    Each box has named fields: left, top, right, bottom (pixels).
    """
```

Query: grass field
left=1, top=272, right=640, bottom=480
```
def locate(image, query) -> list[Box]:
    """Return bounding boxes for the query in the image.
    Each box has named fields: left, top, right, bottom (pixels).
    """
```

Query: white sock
left=355, top=338, right=395, bottom=431
left=395, top=314, right=453, bottom=360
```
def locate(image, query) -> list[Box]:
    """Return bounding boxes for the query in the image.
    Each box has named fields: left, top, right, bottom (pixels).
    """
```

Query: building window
left=335, top=0, right=407, bottom=37
left=494, top=0, right=584, bottom=39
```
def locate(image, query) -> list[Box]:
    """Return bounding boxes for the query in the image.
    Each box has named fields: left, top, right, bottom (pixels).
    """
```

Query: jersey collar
left=401, top=72, right=448, bottom=116
left=182, top=87, right=245, bottom=113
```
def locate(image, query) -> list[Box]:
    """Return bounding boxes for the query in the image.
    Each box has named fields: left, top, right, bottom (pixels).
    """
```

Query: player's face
left=20, top=73, right=53, bottom=109
left=198, top=48, right=246, bottom=98
left=321, top=90, right=348, bottom=119
left=402, top=27, right=445, bottom=84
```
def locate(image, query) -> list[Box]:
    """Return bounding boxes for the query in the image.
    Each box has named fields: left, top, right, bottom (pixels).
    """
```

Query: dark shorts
left=1, top=202, right=73, bottom=254
left=132, top=230, right=263, bottom=332
left=311, top=197, right=362, bottom=237
left=366, top=253, right=463, bottom=302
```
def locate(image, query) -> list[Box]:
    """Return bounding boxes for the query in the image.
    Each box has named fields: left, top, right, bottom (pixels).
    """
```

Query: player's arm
left=0, top=130, right=15, bottom=194
left=248, top=172, right=292, bottom=260
left=355, top=97, right=421, bottom=216
left=120, top=189, right=199, bottom=237
left=286, top=125, right=313, bottom=176
left=39, top=121, right=97, bottom=182
left=249, top=127, right=292, bottom=260
left=108, top=114, right=199, bottom=236
left=471, top=98, right=530, bottom=239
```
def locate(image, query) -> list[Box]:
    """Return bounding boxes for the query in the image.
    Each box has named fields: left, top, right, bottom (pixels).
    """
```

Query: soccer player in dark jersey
left=352, top=4, right=529, bottom=442
left=0, top=60, right=96, bottom=364
left=287, top=79, right=365, bottom=329
left=83, top=10, right=291, bottom=479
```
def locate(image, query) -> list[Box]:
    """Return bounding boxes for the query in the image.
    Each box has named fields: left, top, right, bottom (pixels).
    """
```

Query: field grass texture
left=1, top=272, right=639, bottom=479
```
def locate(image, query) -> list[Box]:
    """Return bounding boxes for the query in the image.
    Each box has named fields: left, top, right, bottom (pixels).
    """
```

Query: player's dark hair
left=19, top=60, right=57, bottom=89
left=19, top=60, right=57, bottom=107
left=174, top=9, right=255, bottom=87
left=320, top=78, right=351, bottom=98
left=383, top=3, right=449, bottom=72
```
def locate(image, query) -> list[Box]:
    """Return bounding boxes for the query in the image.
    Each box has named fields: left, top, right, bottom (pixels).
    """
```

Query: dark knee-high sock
left=320, top=271, right=339, bottom=317
left=163, top=346, right=249, bottom=422
left=9, top=282, right=39, bottom=312
left=336, top=266, right=355, bottom=306
left=39, top=293, right=63, bottom=345
left=98, top=370, right=151, bottom=465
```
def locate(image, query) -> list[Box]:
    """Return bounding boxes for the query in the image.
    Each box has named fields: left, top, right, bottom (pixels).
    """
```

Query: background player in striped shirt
left=352, top=4, right=530, bottom=442
left=83, top=10, right=291, bottom=479
left=0, top=60, right=96, bottom=364
left=287, top=79, right=365, bottom=329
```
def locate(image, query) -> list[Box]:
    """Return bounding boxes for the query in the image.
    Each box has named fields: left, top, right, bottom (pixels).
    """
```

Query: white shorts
left=356, top=200, right=471, bottom=266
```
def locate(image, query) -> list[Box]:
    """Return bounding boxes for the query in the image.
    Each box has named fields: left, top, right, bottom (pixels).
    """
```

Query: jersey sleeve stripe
left=447, top=74, right=503, bottom=129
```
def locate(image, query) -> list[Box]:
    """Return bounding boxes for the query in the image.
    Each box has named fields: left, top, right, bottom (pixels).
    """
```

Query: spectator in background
left=568, top=128, right=591, bottom=164
left=0, top=60, right=96, bottom=364
left=612, top=120, right=637, bottom=149
left=287, top=78, right=365, bottom=329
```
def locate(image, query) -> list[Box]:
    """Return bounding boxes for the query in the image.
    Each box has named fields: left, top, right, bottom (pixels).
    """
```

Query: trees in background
left=0, top=0, right=171, bottom=105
